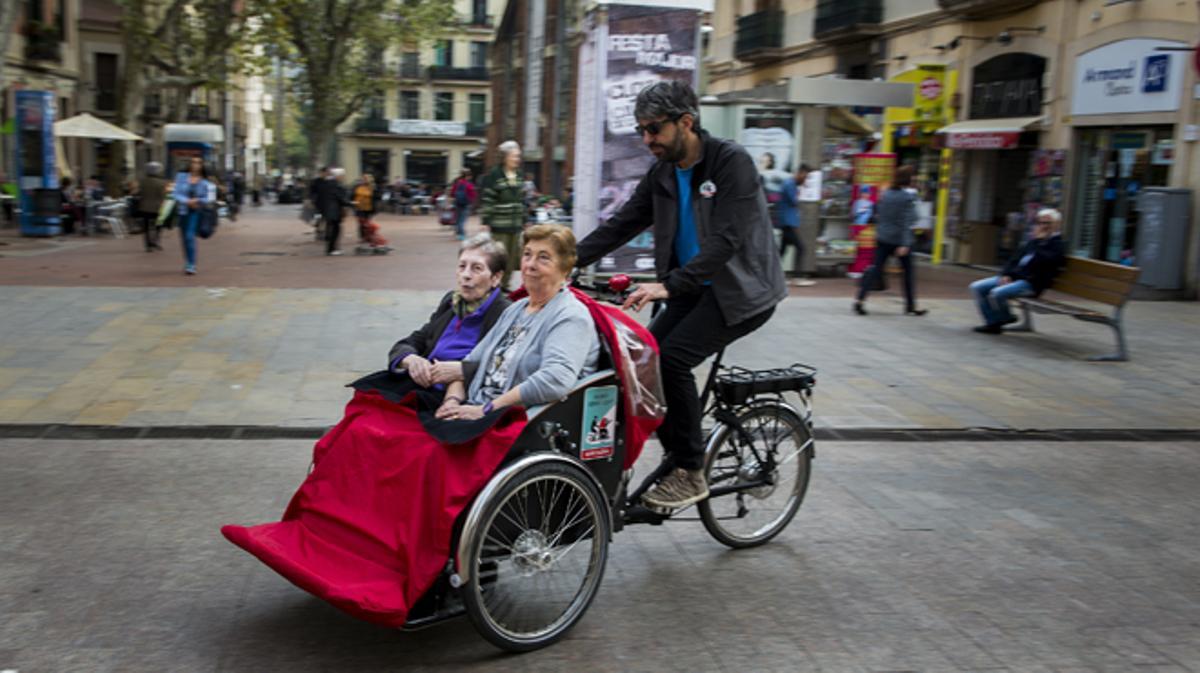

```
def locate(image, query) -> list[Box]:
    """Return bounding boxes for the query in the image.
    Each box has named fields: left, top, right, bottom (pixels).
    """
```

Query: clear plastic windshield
left=611, top=319, right=666, bottom=420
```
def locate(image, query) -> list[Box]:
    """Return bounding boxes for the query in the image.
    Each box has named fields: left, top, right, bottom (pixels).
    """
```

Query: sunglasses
left=633, top=116, right=680, bottom=136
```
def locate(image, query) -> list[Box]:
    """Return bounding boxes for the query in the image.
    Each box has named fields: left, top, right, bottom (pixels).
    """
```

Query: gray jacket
left=464, top=287, right=600, bottom=406
left=874, top=188, right=917, bottom=248
left=576, top=130, right=786, bottom=326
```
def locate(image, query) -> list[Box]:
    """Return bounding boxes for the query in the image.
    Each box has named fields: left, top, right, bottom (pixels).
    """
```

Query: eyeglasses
left=633, top=116, right=679, bottom=136
left=1036, top=219, right=1055, bottom=225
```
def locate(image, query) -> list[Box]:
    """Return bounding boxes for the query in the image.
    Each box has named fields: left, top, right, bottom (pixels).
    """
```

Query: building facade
left=489, top=0, right=582, bottom=199
left=336, top=0, right=506, bottom=189
left=706, top=0, right=1200, bottom=296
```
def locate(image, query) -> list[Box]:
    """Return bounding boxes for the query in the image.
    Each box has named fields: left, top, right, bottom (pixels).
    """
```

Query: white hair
left=497, top=140, right=520, bottom=159
left=1036, top=208, right=1062, bottom=224
left=329, top=167, right=346, bottom=178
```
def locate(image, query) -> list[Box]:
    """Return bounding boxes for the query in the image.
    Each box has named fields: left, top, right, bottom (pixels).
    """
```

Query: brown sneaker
left=642, top=468, right=709, bottom=509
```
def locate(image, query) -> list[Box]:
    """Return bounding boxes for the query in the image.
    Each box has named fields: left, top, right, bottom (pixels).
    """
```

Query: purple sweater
left=425, top=288, right=502, bottom=363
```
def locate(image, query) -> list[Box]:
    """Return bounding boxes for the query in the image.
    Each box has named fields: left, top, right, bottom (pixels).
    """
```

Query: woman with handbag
left=173, top=157, right=217, bottom=275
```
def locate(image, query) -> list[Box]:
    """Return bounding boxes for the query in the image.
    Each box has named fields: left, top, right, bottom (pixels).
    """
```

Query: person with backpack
left=450, top=168, right=477, bottom=241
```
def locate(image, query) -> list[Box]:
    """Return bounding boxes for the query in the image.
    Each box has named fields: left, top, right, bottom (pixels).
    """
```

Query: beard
left=651, top=133, right=687, bottom=163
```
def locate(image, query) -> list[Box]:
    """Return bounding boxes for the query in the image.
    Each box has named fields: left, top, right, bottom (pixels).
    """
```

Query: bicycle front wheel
left=698, top=401, right=813, bottom=548
left=461, top=460, right=609, bottom=651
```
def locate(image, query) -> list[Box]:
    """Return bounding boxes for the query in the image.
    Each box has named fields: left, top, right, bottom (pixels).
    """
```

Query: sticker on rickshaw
left=581, top=385, right=618, bottom=460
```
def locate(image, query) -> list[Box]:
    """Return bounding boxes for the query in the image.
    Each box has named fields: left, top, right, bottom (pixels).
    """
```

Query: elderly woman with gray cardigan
left=853, top=165, right=928, bottom=317
left=436, top=223, right=600, bottom=421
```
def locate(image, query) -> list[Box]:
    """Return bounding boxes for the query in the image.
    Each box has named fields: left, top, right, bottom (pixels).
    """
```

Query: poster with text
left=581, top=4, right=701, bottom=276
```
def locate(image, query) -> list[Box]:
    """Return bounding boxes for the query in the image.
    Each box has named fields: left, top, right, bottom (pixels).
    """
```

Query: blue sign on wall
left=1143, top=54, right=1169, bottom=93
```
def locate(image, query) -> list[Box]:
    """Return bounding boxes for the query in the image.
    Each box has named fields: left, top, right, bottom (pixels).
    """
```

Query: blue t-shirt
left=674, top=166, right=699, bottom=267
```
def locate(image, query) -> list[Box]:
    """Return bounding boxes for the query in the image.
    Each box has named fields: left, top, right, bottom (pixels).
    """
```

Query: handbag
left=197, top=206, right=218, bottom=239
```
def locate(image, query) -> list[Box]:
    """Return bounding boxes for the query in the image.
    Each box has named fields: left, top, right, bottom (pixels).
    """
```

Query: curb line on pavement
left=2, top=424, right=1198, bottom=442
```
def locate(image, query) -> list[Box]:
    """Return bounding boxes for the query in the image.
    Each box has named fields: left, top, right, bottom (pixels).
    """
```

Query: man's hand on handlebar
left=623, top=282, right=669, bottom=312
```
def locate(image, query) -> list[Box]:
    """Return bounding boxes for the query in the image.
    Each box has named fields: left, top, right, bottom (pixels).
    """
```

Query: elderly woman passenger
left=436, top=223, right=600, bottom=421
left=351, top=234, right=511, bottom=397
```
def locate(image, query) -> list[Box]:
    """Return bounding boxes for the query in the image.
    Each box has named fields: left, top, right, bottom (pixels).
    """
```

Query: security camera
left=996, top=31, right=1013, bottom=45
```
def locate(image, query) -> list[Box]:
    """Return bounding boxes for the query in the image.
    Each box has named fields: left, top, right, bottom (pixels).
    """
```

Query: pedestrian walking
left=771, top=163, right=817, bottom=287
left=138, top=162, right=167, bottom=251
left=314, top=167, right=352, bottom=256
left=576, top=80, right=787, bottom=509
left=172, top=157, right=216, bottom=275
left=252, top=173, right=264, bottom=206
left=853, top=165, right=928, bottom=316
left=450, top=168, right=477, bottom=241
left=481, top=141, right=526, bottom=290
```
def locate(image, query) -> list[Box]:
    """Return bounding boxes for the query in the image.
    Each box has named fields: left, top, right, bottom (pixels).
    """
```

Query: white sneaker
left=790, top=278, right=817, bottom=287
left=328, top=250, right=343, bottom=256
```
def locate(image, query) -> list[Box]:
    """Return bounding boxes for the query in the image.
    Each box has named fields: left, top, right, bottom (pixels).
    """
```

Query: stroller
left=355, top=214, right=391, bottom=255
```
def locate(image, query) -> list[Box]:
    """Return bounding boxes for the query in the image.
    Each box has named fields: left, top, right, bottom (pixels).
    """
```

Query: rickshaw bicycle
left=402, top=276, right=817, bottom=651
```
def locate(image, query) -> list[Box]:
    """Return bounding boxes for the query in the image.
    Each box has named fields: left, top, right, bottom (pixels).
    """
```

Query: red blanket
left=222, top=391, right=526, bottom=627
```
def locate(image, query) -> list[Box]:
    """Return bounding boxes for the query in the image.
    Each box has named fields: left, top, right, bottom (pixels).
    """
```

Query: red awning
left=936, top=117, right=1042, bottom=150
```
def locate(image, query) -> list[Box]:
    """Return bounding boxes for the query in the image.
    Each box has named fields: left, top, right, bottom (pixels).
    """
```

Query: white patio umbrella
left=53, top=113, right=143, bottom=141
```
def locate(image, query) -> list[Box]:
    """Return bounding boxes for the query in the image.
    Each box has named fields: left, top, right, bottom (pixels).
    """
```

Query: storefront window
left=1069, top=126, right=1172, bottom=263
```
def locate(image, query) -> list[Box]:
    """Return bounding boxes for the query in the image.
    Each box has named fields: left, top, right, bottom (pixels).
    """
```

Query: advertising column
left=573, top=2, right=702, bottom=275
left=15, top=90, right=60, bottom=237
left=849, top=152, right=895, bottom=275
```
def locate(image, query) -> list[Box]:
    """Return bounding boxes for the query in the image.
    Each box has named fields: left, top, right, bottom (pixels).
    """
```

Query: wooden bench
left=1009, top=257, right=1140, bottom=361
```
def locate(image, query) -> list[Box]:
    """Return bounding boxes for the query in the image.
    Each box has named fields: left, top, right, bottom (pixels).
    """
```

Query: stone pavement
left=0, top=286, right=1198, bottom=430
left=2, top=436, right=1199, bottom=672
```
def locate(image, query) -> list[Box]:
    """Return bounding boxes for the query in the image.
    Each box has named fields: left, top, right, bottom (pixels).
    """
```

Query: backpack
left=453, top=180, right=469, bottom=208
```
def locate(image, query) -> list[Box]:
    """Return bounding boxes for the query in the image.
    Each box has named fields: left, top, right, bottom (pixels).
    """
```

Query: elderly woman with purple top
left=349, top=234, right=511, bottom=399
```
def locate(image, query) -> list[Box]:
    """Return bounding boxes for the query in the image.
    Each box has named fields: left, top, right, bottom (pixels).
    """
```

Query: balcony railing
left=429, top=66, right=489, bottom=81
left=937, top=0, right=1039, bottom=19
left=814, top=0, right=882, bottom=41
left=355, top=117, right=390, bottom=133
left=187, top=104, right=210, bottom=122
left=465, top=122, right=488, bottom=137
left=398, top=63, right=425, bottom=79
left=23, top=25, right=62, bottom=62
left=734, top=10, right=785, bottom=63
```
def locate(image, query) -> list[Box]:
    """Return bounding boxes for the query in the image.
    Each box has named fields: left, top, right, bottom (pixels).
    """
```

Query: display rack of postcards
left=1024, top=149, right=1066, bottom=233
left=816, top=135, right=859, bottom=265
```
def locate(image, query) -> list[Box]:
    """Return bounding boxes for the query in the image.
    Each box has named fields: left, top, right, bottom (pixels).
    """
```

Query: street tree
left=113, top=0, right=269, bottom=181
left=0, top=1, right=21, bottom=93
left=269, top=0, right=455, bottom=169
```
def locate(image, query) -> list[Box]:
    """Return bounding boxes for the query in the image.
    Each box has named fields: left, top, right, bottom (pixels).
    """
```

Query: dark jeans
left=649, top=287, right=775, bottom=471
left=779, top=226, right=803, bottom=271
left=856, top=241, right=917, bottom=311
left=326, top=218, right=342, bottom=254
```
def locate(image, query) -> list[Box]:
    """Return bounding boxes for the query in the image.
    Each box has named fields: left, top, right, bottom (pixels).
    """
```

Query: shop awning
left=935, top=116, right=1042, bottom=149
left=827, top=107, right=875, bottom=136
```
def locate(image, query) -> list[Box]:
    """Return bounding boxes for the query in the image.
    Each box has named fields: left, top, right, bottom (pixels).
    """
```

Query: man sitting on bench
left=969, top=208, right=1066, bottom=334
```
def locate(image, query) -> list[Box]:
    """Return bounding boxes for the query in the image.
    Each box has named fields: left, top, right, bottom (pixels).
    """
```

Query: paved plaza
left=2, top=436, right=1200, bottom=672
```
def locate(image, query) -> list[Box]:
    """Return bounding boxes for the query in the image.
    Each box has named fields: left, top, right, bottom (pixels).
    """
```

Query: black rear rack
left=714, top=363, right=817, bottom=406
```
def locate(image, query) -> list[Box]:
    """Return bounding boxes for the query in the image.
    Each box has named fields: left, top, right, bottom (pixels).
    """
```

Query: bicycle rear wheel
left=698, top=401, right=812, bottom=548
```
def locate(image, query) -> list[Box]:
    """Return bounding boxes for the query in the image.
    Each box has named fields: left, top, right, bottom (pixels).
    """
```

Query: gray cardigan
left=874, top=188, right=917, bottom=248
left=464, top=287, right=600, bottom=406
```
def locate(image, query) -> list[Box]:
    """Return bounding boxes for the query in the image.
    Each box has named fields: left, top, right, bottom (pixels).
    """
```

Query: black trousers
left=856, top=241, right=917, bottom=311
left=779, top=226, right=803, bottom=270
left=139, top=212, right=159, bottom=249
left=649, top=288, right=775, bottom=471
left=325, top=218, right=342, bottom=254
